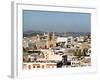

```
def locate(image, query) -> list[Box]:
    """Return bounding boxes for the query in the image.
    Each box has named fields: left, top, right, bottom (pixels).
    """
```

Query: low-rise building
left=23, top=62, right=57, bottom=69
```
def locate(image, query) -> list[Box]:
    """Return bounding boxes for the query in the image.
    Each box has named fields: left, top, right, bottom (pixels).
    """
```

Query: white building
left=67, top=36, right=74, bottom=44
left=56, top=36, right=74, bottom=45
left=23, top=37, right=29, bottom=48
left=56, top=37, right=68, bottom=43
left=76, top=36, right=84, bottom=42
left=70, top=56, right=80, bottom=67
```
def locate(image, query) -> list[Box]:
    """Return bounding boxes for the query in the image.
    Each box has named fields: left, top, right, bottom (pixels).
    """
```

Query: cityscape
left=23, top=10, right=91, bottom=70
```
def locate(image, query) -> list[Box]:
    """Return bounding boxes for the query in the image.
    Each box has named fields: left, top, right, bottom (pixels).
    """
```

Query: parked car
left=55, top=51, right=64, bottom=55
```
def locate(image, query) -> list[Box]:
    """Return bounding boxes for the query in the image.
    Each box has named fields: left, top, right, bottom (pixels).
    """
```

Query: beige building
left=35, top=32, right=56, bottom=49
left=23, top=62, right=57, bottom=69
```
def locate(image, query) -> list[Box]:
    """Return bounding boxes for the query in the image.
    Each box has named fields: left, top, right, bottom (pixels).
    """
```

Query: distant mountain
left=23, top=30, right=91, bottom=37
left=23, top=30, right=44, bottom=37
left=60, top=32, right=90, bottom=37
left=55, top=32, right=90, bottom=37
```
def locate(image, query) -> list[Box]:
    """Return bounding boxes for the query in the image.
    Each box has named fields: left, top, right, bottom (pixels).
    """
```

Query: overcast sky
left=23, top=10, right=91, bottom=32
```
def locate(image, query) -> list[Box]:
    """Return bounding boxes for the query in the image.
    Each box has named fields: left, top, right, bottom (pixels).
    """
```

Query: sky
left=23, top=10, right=91, bottom=32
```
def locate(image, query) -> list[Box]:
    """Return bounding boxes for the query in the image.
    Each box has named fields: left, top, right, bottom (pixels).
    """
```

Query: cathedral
left=35, top=32, right=56, bottom=49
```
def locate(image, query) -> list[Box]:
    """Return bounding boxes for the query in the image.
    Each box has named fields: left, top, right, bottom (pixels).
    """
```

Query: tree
left=77, top=49, right=81, bottom=58
left=74, top=49, right=82, bottom=58
left=74, top=51, right=77, bottom=56
left=82, top=48, right=88, bottom=56
left=82, top=49, right=85, bottom=56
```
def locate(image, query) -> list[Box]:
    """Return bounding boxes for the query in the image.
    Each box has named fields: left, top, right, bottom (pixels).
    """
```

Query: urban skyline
left=23, top=10, right=91, bottom=69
